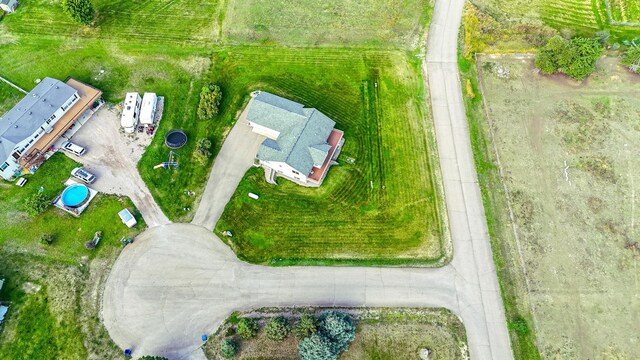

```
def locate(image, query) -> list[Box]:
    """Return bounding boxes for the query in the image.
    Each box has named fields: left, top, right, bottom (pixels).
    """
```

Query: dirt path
left=67, top=108, right=170, bottom=228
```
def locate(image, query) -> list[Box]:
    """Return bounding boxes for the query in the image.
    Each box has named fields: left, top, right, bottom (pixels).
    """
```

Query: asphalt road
left=102, top=0, right=513, bottom=358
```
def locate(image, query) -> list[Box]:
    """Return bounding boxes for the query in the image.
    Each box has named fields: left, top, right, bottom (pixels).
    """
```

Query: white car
left=71, top=167, right=96, bottom=184
left=61, top=141, right=86, bottom=156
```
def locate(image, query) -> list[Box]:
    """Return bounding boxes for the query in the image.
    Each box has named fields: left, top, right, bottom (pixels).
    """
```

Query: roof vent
left=28, top=112, right=32, bottom=115
left=14, top=125, right=18, bottom=128
left=43, top=98, right=46, bottom=102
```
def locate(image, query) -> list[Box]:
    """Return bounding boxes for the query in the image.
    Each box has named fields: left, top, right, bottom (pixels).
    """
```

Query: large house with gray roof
left=247, top=91, right=344, bottom=187
left=0, top=77, right=102, bottom=180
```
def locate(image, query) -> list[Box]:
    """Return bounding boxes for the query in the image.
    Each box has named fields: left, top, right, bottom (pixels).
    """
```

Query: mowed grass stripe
left=214, top=47, right=445, bottom=265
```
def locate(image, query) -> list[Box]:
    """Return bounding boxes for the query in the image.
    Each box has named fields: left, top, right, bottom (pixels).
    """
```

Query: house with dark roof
left=0, top=77, right=102, bottom=180
left=0, top=0, right=18, bottom=13
left=247, top=91, right=345, bottom=187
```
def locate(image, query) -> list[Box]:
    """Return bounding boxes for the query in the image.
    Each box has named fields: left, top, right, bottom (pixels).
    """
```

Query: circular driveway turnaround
left=102, top=0, right=513, bottom=358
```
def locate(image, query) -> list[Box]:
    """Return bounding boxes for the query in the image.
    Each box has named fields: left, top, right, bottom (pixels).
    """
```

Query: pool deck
left=52, top=178, right=98, bottom=217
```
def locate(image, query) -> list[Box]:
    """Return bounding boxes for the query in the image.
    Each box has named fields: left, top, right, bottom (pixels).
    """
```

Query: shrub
left=61, top=0, right=95, bottom=25
left=295, top=314, right=318, bottom=339
left=622, top=46, right=640, bottom=73
left=265, top=316, right=290, bottom=341
left=194, top=138, right=213, bottom=164
left=298, top=333, right=336, bottom=360
left=219, top=339, right=238, bottom=359
left=236, top=318, right=259, bottom=340
left=535, top=36, right=603, bottom=80
left=39, top=233, right=55, bottom=246
left=197, top=83, right=222, bottom=120
left=317, top=311, right=356, bottom=354
left=510, top=316, right=530, bottom=335
left=24, top=192, right=50, bottom=216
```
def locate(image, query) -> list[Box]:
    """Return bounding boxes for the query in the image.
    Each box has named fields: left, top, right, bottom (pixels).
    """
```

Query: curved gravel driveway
left=102, top=0, right=513, bottom=359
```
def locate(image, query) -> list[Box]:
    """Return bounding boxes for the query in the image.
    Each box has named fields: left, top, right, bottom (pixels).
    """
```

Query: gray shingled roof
left=0, top=77, right=76, bottom=162
left=249, top=92, right=335, bottom=175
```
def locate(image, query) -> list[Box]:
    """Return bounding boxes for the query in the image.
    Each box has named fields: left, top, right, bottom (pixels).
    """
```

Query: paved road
left=102, top=0, right=513, bottom=358
left=69, top=108, right=170, bottom=227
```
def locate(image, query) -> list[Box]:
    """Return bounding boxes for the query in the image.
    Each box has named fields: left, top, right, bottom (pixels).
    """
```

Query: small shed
left=121, top=92, right=141, bottom=133
left=0, top=0, right=19, bottom=14
left=118, top=209, right=137, bottom=228
left=139, top=92, right=157, bottom=125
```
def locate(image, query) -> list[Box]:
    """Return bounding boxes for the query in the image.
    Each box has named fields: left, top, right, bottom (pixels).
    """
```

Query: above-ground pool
left=61, top=184, right=90, bottom=208
left=165, top=129, right=187, bottom=149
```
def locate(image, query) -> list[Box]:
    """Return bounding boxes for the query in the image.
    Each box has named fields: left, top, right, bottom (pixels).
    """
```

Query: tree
left=295, top=314, right=318, bottom=339
left=535, top=35, right=603, bottom=80
left=265, top=316, right=290, bottom=341
left=194, top=138, right=212, bottom=164
left=24, top=192, right=50, bottom=216
left=236, top=318, right=259, bottom=340
left=62, top=0, right=95, bottom=25
left=219, top=339, right=239, bottom=359
left=622, top=46, right=640, bottom=73
left=298, top=333, right=336, bottom=360
left=197, top=83, right=222, bottom=120
left=317, top=311, right=356, bottom=354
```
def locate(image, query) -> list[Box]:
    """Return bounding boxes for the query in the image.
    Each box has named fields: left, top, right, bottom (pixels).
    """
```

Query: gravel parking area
left=65, top=107, right=170, bottom=227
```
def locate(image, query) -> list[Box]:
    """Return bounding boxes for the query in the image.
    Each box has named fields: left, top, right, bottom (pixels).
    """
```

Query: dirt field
left=477, top=55, right=640, bottom=359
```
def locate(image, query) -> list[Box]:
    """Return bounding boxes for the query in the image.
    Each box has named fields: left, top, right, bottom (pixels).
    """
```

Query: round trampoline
left=61, top=184, right=90, bottom=208
left=165, top=129, right=187, bottom=149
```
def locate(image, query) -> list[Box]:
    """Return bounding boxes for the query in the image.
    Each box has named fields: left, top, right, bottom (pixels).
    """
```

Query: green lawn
left=0, top=154, right=145, bottom=359
left=0, top=82, right=22, bottom=114
left=222, top=0, right=432, bottom=48
left=214, top=47, right=447, bottom=266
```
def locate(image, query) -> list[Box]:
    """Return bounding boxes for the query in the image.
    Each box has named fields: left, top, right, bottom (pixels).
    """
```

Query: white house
left=139, top=92, right=157, bottom=126
left=247, top=91, right=344, bottom=187
left=0, top=0, right=18, bottom=13
left=0, top=78, right=102, bottom=180
left=121, top=92, right=141, bottom=133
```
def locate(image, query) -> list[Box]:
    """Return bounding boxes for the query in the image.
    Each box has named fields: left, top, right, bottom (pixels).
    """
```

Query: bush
left=194, top=138, right=213, bottom=164
left=535, top=35, right=603, bottom=80
left=236, top=318, right=259, bottom=340
left=265, top=316, right=290, bottom=341
left=298, top=333, right=336, bottom=360
left=219, top=339, right=238, bottom=359
left=295, top=314, right=318, bottom=339
left=24, top=192, right=50, bottom=216
left=298, top=311, right=356, bottom=360
left=197, top=83, right=222, bottom=120
left=510, top=316, right=530, bottom=335
left=317, top=311, right=356, bottom=354
left=622, top=46, right=640, bottom=73
left=61, top=0, right=95, bottom=25
left=39, top=233, right=55, bottom=246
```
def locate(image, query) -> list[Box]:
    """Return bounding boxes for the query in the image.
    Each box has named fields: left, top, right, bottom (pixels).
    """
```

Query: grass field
left=222, top=0, right=431, bottom=48
left=0, top=154, right=145, bottom=359
left=213, top=47, right=446, bottom=265
left=475, top=54, right=640, bottom=359
left=605, top=0, right=640, bottom=23
left=204, top=308, right=467, bottom=360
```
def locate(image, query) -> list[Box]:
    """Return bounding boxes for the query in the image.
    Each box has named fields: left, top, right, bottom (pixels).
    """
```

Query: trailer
left=139, top=92, right=157, bottom=126
left=121, top=92, right=141, bottom=133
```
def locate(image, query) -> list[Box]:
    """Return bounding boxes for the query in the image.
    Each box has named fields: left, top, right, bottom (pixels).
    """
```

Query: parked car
left=61, top=141, right=86, bottom=156
left=71, top=167, right=96, bottom=184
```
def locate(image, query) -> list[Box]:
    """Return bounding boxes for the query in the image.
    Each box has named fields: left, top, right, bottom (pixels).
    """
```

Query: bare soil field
left=477, top=54, right=640, bottom=358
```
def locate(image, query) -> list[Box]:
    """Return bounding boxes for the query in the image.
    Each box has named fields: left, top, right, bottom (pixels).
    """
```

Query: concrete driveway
left=102, top=0, right=513, bottom=359
left=67, top=108, right=170, bottom=228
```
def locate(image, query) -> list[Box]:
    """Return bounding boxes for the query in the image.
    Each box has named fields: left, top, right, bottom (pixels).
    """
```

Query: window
left=0, top=162, right=8, bottom=171
left=292, top=170, right=300, bottom=175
